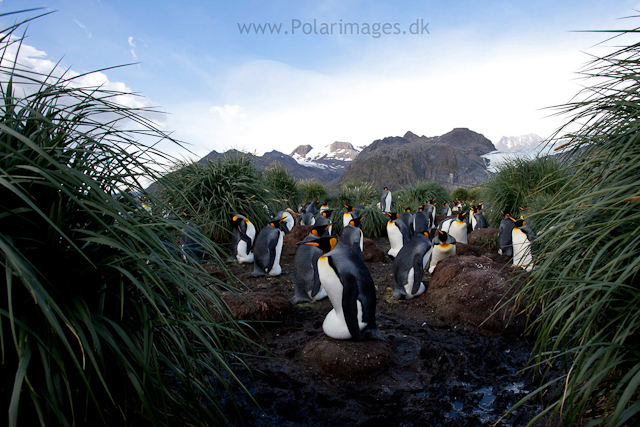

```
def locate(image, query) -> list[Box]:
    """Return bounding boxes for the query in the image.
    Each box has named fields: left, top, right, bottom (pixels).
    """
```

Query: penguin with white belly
left=424, top=198, right=437, bottom=229
left=381, top=187, right=392, bottom=212
left=292, top=223, right=334, bottom=304
left=498, top=211, right=516, bottom=256
left=393, top=231, right=433, bottom=300
left=251, top=218, right=285, bottom=277
left=340, top=215, right=365, bottom=258
left=470, top=205, right=488, bottom=231
left=511, top=218, right=536, bottom=270
left=343, top=204, right=356, bottom=228
left=386, top=212, right=411, bottom=258
left=440, top=202, right=452, bottom=216
left=300, top=212, right=316, bottom=226
left=315, top=209, right=335, bottom=236
left=428, top=229, right=456, bottom=273
left=438, top=211, right=468, bottom=244
left=301, top=236, right=385, bottom=341
left=230, top=214, right=256, bottom=264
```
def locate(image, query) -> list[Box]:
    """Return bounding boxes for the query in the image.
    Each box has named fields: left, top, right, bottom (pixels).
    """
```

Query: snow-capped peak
left=290, top=142, right=361, bottom=169
left=495, top=134, right=543, bottom=151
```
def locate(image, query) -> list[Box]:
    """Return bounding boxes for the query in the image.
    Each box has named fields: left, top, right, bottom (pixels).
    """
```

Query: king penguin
left=386, top=212, right=411, bottom=258
left=339, top=215, right=365, bottom=258
left=230, top=214, right=256, bottom=264
left=301, top=236, right=384, bottom=341
left=428, top=229, right=456, bottom=273
left=251, top=217, right=285, bottom=277
left=306, top=200, right=320, bottom=216
left=512, top=218, right=536, bottom=271
left=393, top=231, right=433, bottom=300
left=440, top=202, right=452, bottom=216
left=343, top=204, right=356, bottom=228
left=401, top=207, right=413, bottom=235
left=470, top=205, right=488, bottom=231
left=315, top=209, right=335, bottom=236
left=381, top=187, right=392, bottom=213
left=276, top=211, right=294, bottom=235
left=438, top=211, right=468, bottom=244
left=413, top=205, right=429, bottom=235
left=425, top=198, right=437, bottom=229
left=300, top=212, right=316, bottom=226
left=498, top=211, right=516, bottom=256
left=292, top=223, right=334, bottom=304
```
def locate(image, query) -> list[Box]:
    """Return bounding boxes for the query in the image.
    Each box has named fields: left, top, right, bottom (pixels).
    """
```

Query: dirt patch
left=216, top=226, right=550, bottom=426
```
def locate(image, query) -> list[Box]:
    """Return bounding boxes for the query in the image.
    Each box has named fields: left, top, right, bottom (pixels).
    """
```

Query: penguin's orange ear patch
left=329, top=238, right=338, bottom=250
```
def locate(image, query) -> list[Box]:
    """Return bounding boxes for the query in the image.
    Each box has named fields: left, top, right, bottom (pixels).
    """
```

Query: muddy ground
left=215, top=227, right=554, bottom=427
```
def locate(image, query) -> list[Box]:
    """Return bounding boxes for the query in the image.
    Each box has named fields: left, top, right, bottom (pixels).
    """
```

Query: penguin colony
left=219, top=189, right=535, bottom=341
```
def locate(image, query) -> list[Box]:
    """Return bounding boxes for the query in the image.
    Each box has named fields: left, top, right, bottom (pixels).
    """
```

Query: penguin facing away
left=251, top=218, right=285, bottom=277
left=301, top=237, right=384, bottom=341
left=230, top=214, right=256, bottom=264
left=498, top=211, right=516, bottom=256
left=400, top=207, right=413, bottom=235
left=413, top=205, right=429, bottom=235
left=386, top=212, right=411, bottom=258
left=393, top=231, right=433, bottom=300
left=315, top=209, right=335, bottom=236
left=339, top=215, right=365, bottom=257
left=306, top=200, right=320, bottom=215
left=429, top=229, right=456, bottom=273
left=440, top=203, right=452, bottom=216
left=438, top=211, right=468, bottom=244
left=512, top=218, right=536, bottom=271
left=292, top=223, right=334, bottom=304
left=381, top=187, right=392, bottom=213
left=424, top=198, right=436, bottom=229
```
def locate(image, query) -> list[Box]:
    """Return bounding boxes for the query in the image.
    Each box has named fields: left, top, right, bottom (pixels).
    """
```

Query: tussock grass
left=505, top=22, right=640, bottom=427
left=393, top=180, right=450, bottom=212
left=297, top=179, right=327, bottom=203
left=0, top=11, right=254, bottom=427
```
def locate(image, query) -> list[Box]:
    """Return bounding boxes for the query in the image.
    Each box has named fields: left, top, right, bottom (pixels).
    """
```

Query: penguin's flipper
left=310, top=251, right=323, bottom=298
left=342, top=275, right=362, bottom=341
left=411, top=247, right=426, bottom=296
left=266, top=235, right=279, bottom=272
left=521, top=225, right=536, bottom=241
left=239, top=231, right=253, bottom=255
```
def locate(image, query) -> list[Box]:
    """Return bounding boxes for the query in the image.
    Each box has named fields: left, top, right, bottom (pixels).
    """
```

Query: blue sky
left=3, top=1, right=639, bottom=160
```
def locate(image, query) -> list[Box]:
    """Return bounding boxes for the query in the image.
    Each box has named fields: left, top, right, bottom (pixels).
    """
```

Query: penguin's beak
left=299, top=242, right=319, bottom=246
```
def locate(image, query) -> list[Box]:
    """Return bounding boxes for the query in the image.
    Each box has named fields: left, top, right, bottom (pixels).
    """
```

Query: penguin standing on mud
left=315, top=209, right=335, bottom=236
left=381, top=187, right=392, bottom=212
left=230, top=214, right=256, bottom=264
left=340, top=215, right=365, bottom=258
left=292, top=223, right=334, bottom=304
left=498, top=211, right=516, bottom=256
left=438, top=211, right=468, bottom=244
left=300, top=236, right=385, bottom=341
left=386, top=212, right=411, bottom=258
left=251, top=218, right=285, bottom=277
left=511, top=218, right=536, bottom=271
left=424, top=198, right=436, bottom=229
left=428, top=229, right=456, bottom=273
left=393, top=231, right=432, bottom=300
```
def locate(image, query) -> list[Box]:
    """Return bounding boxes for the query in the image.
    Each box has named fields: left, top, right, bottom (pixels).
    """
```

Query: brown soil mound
left=223, top=290, right=291, bottom=321
left=426, top=255, right=530, bottom=335
left=363, top=238, right=388, bottom=263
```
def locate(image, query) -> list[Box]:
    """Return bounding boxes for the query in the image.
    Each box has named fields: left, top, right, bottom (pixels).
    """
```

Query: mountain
left=290, top=141, right=362, bottom=172
left=495, top=133, right=543, bottom=151
left=198, top=149, right=343, bottom=182
left=331, top=129, right=496, bottom=191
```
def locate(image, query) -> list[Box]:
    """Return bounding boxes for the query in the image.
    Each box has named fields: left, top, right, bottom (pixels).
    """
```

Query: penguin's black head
left=404, top=207, right=411, bottom=213
left=419, top=205, right=425, bottom=212
left=443, top=202, right=448, bottom=207
left=269, top=218, right=284, bottom=228
left=349, top=215, right=366, bottom=228
left=384, top=187, right=388, bottom=191
left=457, top=211, right=467, bottom=221
left=344, top=204, right=354, bottom=212
left=231, top=215, right=248, bottom=230
left=301, top=236, right=338, bottom=253
left=436, top=229, right=449, bottom=243
left=501, top=210, right=511, bottom=218
left=513, top=218, right=526, bottom=228
left=386, top=212, right=399, bottom=221
left=310, top=222, right=334, bottom=237
left=322, top=209, right=336, bottom=218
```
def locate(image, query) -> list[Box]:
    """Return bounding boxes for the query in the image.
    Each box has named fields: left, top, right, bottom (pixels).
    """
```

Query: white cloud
left=74, top=20, right=92, bottom=37
left=208, top=104, right=247, bottom=121
left=128, top=36, right=135, bottom=47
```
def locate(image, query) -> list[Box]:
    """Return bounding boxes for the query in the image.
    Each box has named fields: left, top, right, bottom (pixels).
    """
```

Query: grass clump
left=263, top=163, right=301, bottom=208
left=507, top=23, right=640, bottom=427
left=298, top=179, right=327, bottom=203
left=338, top=182, right=380, bottom=206
left=450, top=187, right=471, bottom=202
left=393, top=180, right=450, bottom=212
left=479, top=155, right=570, bottom=227
left=0, top=11, right=253, bottom=427
left=156, top=154, right=294, bottom=242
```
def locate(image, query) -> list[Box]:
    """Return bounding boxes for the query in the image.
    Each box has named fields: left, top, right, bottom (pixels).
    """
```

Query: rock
left=363, top=238, right=388, bottom=263
left=425, top=255, right=532, bottom=335
left=282, top=225, right=313, bottom=257
left=223, top=291, right=291, bottom=322
left=455, top=243, right=480, bottom=257
left=301, top=337, right=395, bottom=380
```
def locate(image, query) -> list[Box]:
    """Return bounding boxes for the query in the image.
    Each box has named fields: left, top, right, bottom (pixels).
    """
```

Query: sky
left=2, top=1, right=640, bottom=161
